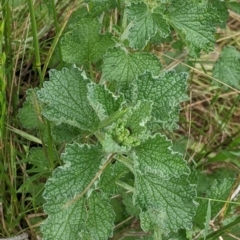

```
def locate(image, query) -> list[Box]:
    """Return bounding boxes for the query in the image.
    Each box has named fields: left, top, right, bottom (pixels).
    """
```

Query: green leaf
left=212, top=46, right=240, bottom=90
left=43, top=143, right=104, bottom=213
left=24, top=147, right=52, bottom=170
left=210, top=0, right=229, bottom=28
left=194, top=178, right=235, bottom=228
left=166, top=1, right=218, bottom=56
left=41, top=198, right=87, bottom=240
left=98, top=162, right=129, bottom=196
left=61, top=17, right=114, bottom=65
left=41, top=144, right=115, bottom=239
left=51, top=123, right=84, bottom=144
left=132, top=131, right=195, bottom=235
left=87, top=82, right=124, bottom=121
left=18, top=88, right=43, bottom=130
left=129, top=71, right=188, bottom=130
left=135, top=173, right=197, bottom=233
left=37, top=68, right=100, bottom=132
left=122, top=191, right=141, bottom=217
left=125, top=100, right=153, bottom=137
left=134, top=134, right=189, bottom=178
left=102, top=47, right=161, bottom=86
left=126, top=2, right=170, bottom=49
left=98, top=107, right=129, bottom=129
left=108, top=100, right=153, bottom=148
left=81, top=192, right=115, bottom=239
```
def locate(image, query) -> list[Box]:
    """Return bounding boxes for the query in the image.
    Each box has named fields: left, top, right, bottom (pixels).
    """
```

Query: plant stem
left=50, top=0, right=63, bottom=68
left=27, top=0, right=44, bottom=87
left=89, top=62, right=95, bottom=81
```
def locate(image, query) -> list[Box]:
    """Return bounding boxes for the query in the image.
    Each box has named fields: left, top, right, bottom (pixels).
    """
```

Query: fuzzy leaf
left=41, top=144, right=115, bottom=239
left=102, top=47, right=161, bottom=86
left=213, top=46, right=240, bottom=90
left=132, top=135, right=196, bottom=233
left=126, top=2, right=170, bottom=49
left=87, top=82, right=124, bottom=121
left=134, top=134, right=189, bottom=178
left=42, top=193, right=115, bottom=240
left=43, top=143, right=104, bottom=213
left=61, top=17, right=114, bottom=65
left=41, top=198, right=87, bottom=239
left=135, top=173, right=197, bottom=233
left=210, top=0, right=229, bottom=28
left=81, top=192, right=115, bottom=239
left=37, top=68, right=100, bottom=132
left=125, top=100, right=153, bottom=137
left=166, top=1, right=218, bottom=56
left=129, top=71, right=188, bottom=130
left=98, top=162, right=129, bottom=196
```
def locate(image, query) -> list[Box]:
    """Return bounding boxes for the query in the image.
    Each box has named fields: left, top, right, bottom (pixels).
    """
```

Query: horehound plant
left=18, top=0, right=240, bottom=239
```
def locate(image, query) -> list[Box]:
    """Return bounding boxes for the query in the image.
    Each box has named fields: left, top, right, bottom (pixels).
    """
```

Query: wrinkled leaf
left=87, top=82, right=124, bottom=121
left=166, top=1, right=218, bottom=56
left=102, top=47, right=161, bottom=86
left=126, top=2, right=170, bottom=49
left=129, top=71, right=188, bottom=130
left=41, top=144, right=115, bottom=239
left=61, top=17, right=114, bottom=65
left=213, top=46, right=240, bottom=90
left=135, top=173, right=197, bottom=233
left=134, top=134, right=189, bottom=178
left=37, top=68, right=100, bottom=132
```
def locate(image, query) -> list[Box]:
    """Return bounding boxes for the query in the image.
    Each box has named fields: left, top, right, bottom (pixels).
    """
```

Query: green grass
left=1, top=1, right=240, bottom=239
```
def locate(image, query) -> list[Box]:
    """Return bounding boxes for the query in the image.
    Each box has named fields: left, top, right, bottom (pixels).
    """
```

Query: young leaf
left=125, top=100, right=153, bottom=137
left=37, top=68, right=100, bottom=132
left=87, top=82, right=124, bottom=121
left=135, top=173, right=197, bottom=233
left=134, top=134, right=189, bottom=178
left=102, top=47, right=161, bottom=86
left=61, top=17, right=114, bottom=65
left=129, top=71, right=188, bottom=130
left=165, top=1, right=218, bottom=56
left=126, top=2, right=170, bottom=49
left=213, top=46, right=240, bottom=90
